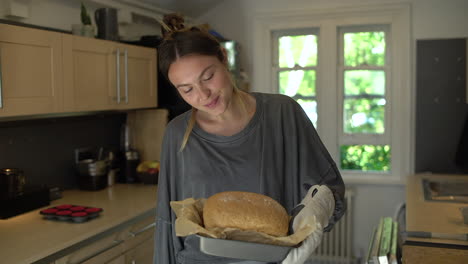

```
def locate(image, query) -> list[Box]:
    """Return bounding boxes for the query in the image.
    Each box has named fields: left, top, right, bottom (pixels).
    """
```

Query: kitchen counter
left=0, top=184, right=158, bottom=264
left=406, top=173, right=468, bottom=246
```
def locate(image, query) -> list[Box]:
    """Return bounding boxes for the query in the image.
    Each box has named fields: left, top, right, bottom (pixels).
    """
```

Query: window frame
left=338, top=25, right=391, bottom=174
left=252, top=3, right=411, bottom=184
left=272, top=28, right=320, bottom=127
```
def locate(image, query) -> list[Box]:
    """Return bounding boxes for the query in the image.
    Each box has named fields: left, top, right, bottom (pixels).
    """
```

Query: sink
left=422, top=179, right=468, bottom=203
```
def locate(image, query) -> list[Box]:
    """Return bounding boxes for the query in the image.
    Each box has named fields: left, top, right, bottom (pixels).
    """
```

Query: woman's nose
left=198, top=84, right=211, bottom=100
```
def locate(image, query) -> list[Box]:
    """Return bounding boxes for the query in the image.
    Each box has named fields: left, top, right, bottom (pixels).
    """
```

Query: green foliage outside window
left=340, top=145, right=391, bottom=171
left=344, top=70, right=385, bottom=134
left=276, top=31, right=391, bottom=172
left=344, top=31, right=385, bottom=66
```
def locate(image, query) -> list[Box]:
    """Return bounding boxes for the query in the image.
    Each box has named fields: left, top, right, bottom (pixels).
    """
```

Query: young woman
left=154, top=27, right=346, bottom=264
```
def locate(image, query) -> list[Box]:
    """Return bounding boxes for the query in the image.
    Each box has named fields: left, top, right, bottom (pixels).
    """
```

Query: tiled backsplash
left=0, top=113, right=126, bottom=189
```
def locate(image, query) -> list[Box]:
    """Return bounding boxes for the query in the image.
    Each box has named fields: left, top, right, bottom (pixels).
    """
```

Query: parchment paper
left=170, top=197, right=317, bottom=247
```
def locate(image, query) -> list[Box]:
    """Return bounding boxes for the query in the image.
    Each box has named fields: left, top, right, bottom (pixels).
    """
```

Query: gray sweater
left=154, top=92, right=346, bottom=264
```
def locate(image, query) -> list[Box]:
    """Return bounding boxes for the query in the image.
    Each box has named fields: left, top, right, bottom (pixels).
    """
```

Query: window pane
left=340, top=145, right=391, bottom=171
left=297, top=99, right=317, bottom=128
left=344, top=31, right=385, bottom=67
left=279, top=70, right=316, bottom=97
left=344, top=98, right=385, bottom=133
left=279, top=35, right=317, bottom=68
left=345, top=70, right=385, bottom=96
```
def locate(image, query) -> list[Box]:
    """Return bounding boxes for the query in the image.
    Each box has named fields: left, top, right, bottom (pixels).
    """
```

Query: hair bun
left=161, top=13, right=186, bottom=37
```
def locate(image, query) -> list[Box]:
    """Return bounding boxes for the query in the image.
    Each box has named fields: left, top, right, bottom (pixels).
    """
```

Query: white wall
left=197, top=0, right=468, bottom=261
left=0, top=0, right=165, bottom=41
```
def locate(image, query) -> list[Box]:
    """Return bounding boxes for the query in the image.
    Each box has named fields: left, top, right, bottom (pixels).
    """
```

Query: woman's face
left=168, top=53, right=233, bottom=117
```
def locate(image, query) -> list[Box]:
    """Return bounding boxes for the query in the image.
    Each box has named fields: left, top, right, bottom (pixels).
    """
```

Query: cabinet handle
left=116, top=48, right=121, bottom=104
left=129, top=222, right=156, bottom=237
left=124, top=48, right=128, bottom=104
left=0, top=46, right=3, bottom=109
left=69, top=239, right=124, bottom=264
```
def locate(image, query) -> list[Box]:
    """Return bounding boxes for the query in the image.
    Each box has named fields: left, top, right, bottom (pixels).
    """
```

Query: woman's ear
left=220, top=47, right=229, bottom=66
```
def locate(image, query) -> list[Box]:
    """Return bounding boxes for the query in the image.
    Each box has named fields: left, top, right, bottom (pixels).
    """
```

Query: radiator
left=308, top=189, right=354, bottom=264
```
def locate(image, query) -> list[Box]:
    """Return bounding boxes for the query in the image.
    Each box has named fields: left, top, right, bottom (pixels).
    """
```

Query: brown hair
left=158, top=28, right=225, bottom=82
left=158, top=28, right=246, bottom=151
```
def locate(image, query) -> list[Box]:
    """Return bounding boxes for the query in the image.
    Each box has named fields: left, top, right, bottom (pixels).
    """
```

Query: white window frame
left=252, top=3, right=411, bottom=184
left=338, top=25, right=391, bottom=176
left=272, top=28, right=320, bottom=127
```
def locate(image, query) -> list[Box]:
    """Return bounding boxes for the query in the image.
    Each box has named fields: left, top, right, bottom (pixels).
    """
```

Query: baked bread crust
left=203, top=191, right=289, bottom=237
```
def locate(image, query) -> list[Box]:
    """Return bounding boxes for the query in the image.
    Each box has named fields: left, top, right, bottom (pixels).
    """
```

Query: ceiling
left=137, top=0, right=225, bottom=18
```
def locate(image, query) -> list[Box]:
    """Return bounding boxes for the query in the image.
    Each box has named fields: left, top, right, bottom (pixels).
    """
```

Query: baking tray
left=197, top=235, right=293, bottom=262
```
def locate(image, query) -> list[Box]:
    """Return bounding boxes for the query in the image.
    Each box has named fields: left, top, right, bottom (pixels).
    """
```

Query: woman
left=154, top=27, right=346, bottom=264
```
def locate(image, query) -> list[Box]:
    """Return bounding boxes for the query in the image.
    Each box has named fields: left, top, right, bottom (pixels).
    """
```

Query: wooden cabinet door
left=117, top=44, right=157, bottom=110
left=125, top=236, right=154, bottom=264
left=0, top=24, right=62, bottom=117
left=62, top=34, right=119, bottom=112
left=55, top=232, right=125, bottom=264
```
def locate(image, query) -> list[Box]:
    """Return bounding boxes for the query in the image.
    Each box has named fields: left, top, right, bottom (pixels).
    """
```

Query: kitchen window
left=255, top=4, right=411, bottom=183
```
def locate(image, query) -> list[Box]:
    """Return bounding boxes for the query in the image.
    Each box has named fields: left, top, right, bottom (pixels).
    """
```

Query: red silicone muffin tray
left=40, top=204, right=103, bottom=223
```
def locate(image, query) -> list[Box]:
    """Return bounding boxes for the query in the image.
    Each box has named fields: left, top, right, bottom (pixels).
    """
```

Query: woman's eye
left=203, top=73, right=214, bottom=81
left=183, top=87, right=193, bottom=94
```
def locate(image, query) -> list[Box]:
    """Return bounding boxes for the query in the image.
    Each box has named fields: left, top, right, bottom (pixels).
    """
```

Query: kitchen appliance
left=0, top=168, right=26, bottom=199
left=1, top=168, right=50, bottom=219
left=117, top=124, right=140, bottom=183
left=1, top=185, right=50, bottom=219
left=94, top=8, right=119, bottom=41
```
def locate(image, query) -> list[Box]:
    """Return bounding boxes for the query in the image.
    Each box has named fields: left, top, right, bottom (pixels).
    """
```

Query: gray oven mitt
left=281, top=185, right=335, bottom=264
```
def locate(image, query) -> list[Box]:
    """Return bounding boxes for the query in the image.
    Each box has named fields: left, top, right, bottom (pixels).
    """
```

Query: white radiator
left=308, top=189, right=354, bottom=264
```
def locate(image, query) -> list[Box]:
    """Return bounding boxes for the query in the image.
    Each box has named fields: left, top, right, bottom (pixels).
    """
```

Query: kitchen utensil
left=95, top=8, right=119, bottom=41
left=0, top=168, right=26, bottom=199
left=40, top=204, right=103, bottom=223
left=77, top=159, right=108, bottom=177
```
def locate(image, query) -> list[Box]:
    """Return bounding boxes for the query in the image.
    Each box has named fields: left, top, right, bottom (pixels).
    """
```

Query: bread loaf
left=203, top=191, right=290, bottom=237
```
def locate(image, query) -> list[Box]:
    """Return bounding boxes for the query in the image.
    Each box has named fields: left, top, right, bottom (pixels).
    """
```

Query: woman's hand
left=282, top=185, right=335, bottom=264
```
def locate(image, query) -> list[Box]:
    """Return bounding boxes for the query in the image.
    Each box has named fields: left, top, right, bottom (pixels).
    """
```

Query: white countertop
left=0, top=184, right=158, bottom=264
left=406, top=173, right=468, bottom=246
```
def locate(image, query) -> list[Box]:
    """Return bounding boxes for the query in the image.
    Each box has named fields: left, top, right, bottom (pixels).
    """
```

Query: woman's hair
left=158, top=27, right=246, bottom=151
left=158, top=27, right=224, bottom=82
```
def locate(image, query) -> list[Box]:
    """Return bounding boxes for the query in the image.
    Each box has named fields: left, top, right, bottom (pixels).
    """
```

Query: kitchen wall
left=0, top=113, right=126, bottom=189
left=1, top=0, right=467, bottom=261
left=0, top=0, right=163, bottom=41
left=196, top=0, right=468, bottom=260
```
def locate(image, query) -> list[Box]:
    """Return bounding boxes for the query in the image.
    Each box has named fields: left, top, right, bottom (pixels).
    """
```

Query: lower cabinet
left=54, top=215, right=155, bottom=264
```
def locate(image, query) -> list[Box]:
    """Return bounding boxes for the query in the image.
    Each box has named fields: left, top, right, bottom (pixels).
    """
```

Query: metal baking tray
left=197, top=235, right=293, bottom=262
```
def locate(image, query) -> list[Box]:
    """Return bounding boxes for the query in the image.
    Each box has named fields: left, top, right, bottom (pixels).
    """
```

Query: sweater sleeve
left=153, top=218, right=177, bottom=264
left=153, top=125, right=180, bottom=264
left=289, top=96, right=346, bottom=232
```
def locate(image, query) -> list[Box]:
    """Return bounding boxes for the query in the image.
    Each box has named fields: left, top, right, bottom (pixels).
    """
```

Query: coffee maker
left=116, top=124, right=140, bottom=183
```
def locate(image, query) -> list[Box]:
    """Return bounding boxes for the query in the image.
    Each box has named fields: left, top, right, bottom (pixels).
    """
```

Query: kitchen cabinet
left=62, top=34, right=117, bottom=112
left=62, top=34, right=157, bottom=112
left=118, top=43, right=157, bottom=110
left=55, top=214, right=155, bottom=264
left=0, top=23, right=63, bottom=117
left=0, top=23, right=157, bottom=118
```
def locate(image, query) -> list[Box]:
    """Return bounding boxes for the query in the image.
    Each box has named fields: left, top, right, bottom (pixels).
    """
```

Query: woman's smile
left=204, top=96, right=219, bottom=109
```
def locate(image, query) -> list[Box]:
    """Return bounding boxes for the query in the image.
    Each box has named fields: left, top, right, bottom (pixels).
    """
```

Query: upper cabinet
left=62, top=35, right=157, bottom=112
left=0, top=24, right=63, bottom=117
left=120, top=43, right=157, bottom=110
left=0, top=23, right=157, bottom=118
